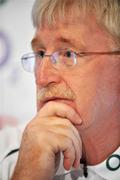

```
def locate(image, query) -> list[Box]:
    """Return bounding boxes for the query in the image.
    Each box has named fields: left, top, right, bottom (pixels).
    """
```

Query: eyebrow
left=31, top=38, right=44, bottom=51
left=56, top=36, right=86, bottom=50
left=57, top=37, right=74, bottom=44
left=31, top=36, right=85, bottom=51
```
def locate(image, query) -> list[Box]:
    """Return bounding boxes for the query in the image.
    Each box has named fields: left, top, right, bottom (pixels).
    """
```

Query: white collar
left=56, top=147, right=120, bottom=179
left=88, top=146, right=120, bottom=180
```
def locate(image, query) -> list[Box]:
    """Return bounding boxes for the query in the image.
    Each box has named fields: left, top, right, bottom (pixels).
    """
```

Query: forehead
left=31, top=14, right=111, bottom=51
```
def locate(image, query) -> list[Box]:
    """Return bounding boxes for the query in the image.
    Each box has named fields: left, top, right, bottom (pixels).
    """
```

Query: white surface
left=0, top=0, right=36, bottom=123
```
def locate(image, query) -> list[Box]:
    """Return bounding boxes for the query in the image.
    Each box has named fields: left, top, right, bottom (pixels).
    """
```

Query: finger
left=47, top=118, right=82, bottom=169
left=63, top=130, right=81, bottom=169
left=46, top=132, right=76, bottom=171
left=69, top=123, right=82, bottom=168
left=56, top=134, right=76, bottom=171
left=63, top=141, right=75, bottom=170
left=47, top=117, right=81, bottom=140
left=38, top=101, right=82, bottom=125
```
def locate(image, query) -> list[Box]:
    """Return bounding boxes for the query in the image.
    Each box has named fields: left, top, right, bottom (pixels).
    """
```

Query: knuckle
left=64, top=137, right=73, bottom=148
left=63, top=119, right=72, bottom=127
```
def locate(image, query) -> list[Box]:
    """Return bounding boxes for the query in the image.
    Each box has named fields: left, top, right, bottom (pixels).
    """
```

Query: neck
left=80, top=120, right=120, bottom=165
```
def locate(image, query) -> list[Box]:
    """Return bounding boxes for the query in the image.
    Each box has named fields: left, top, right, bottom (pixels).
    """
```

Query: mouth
left=38, top=97, right=75, bottom=109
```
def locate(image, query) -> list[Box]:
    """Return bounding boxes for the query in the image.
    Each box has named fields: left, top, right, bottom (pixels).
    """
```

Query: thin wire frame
left=21, top=50, right=120, bottom=73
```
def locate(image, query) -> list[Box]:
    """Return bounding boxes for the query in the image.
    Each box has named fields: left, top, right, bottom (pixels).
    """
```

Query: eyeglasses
left=21, top=49, right=120, bottom=73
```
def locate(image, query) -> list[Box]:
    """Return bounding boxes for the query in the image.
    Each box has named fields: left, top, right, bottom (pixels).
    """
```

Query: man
left=0, top=0, right=120, bottom=179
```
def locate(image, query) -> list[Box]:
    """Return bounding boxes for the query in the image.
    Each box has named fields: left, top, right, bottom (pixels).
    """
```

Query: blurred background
left=0, top=0, right=36, bottom=128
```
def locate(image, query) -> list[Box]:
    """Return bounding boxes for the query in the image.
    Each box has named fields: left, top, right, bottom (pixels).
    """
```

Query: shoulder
left=0, top=124, right=26, bottom=160
left=0, top=124, right=26, bottom=180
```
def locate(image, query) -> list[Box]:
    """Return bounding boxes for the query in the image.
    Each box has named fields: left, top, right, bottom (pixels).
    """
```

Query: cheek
left=62, top=59, right=120, bottom=128
left=72, top=75, right=100, bottom=128
left=62, top=66, right=100, bottom=127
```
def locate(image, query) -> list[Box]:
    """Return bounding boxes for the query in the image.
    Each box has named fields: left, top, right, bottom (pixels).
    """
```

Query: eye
left=37, top=50, right=45, bottom=58
left=64, top=50, right=73, bottom=58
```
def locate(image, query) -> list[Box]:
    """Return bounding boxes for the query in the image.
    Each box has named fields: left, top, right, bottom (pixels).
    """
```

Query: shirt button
left=106, top=154, right=120, bottom=171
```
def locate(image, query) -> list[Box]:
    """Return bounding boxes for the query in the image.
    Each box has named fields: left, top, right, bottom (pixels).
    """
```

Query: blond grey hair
left=32, top=0, right=120, bottom=44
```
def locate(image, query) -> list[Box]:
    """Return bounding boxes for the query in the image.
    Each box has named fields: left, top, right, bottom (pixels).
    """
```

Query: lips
left=38, top=96, right=75, bottom=109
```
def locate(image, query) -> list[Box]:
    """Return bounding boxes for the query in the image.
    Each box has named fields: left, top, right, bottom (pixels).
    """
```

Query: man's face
left=32, top=15, right=120, bottom=134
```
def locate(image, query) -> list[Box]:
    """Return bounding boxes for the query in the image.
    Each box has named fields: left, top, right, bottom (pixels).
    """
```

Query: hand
left=12, top=102, right=82, bottom=180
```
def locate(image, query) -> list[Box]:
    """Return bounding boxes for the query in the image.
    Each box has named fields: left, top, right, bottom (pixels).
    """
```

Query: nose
left=35, top=56, right=61, bottom=87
